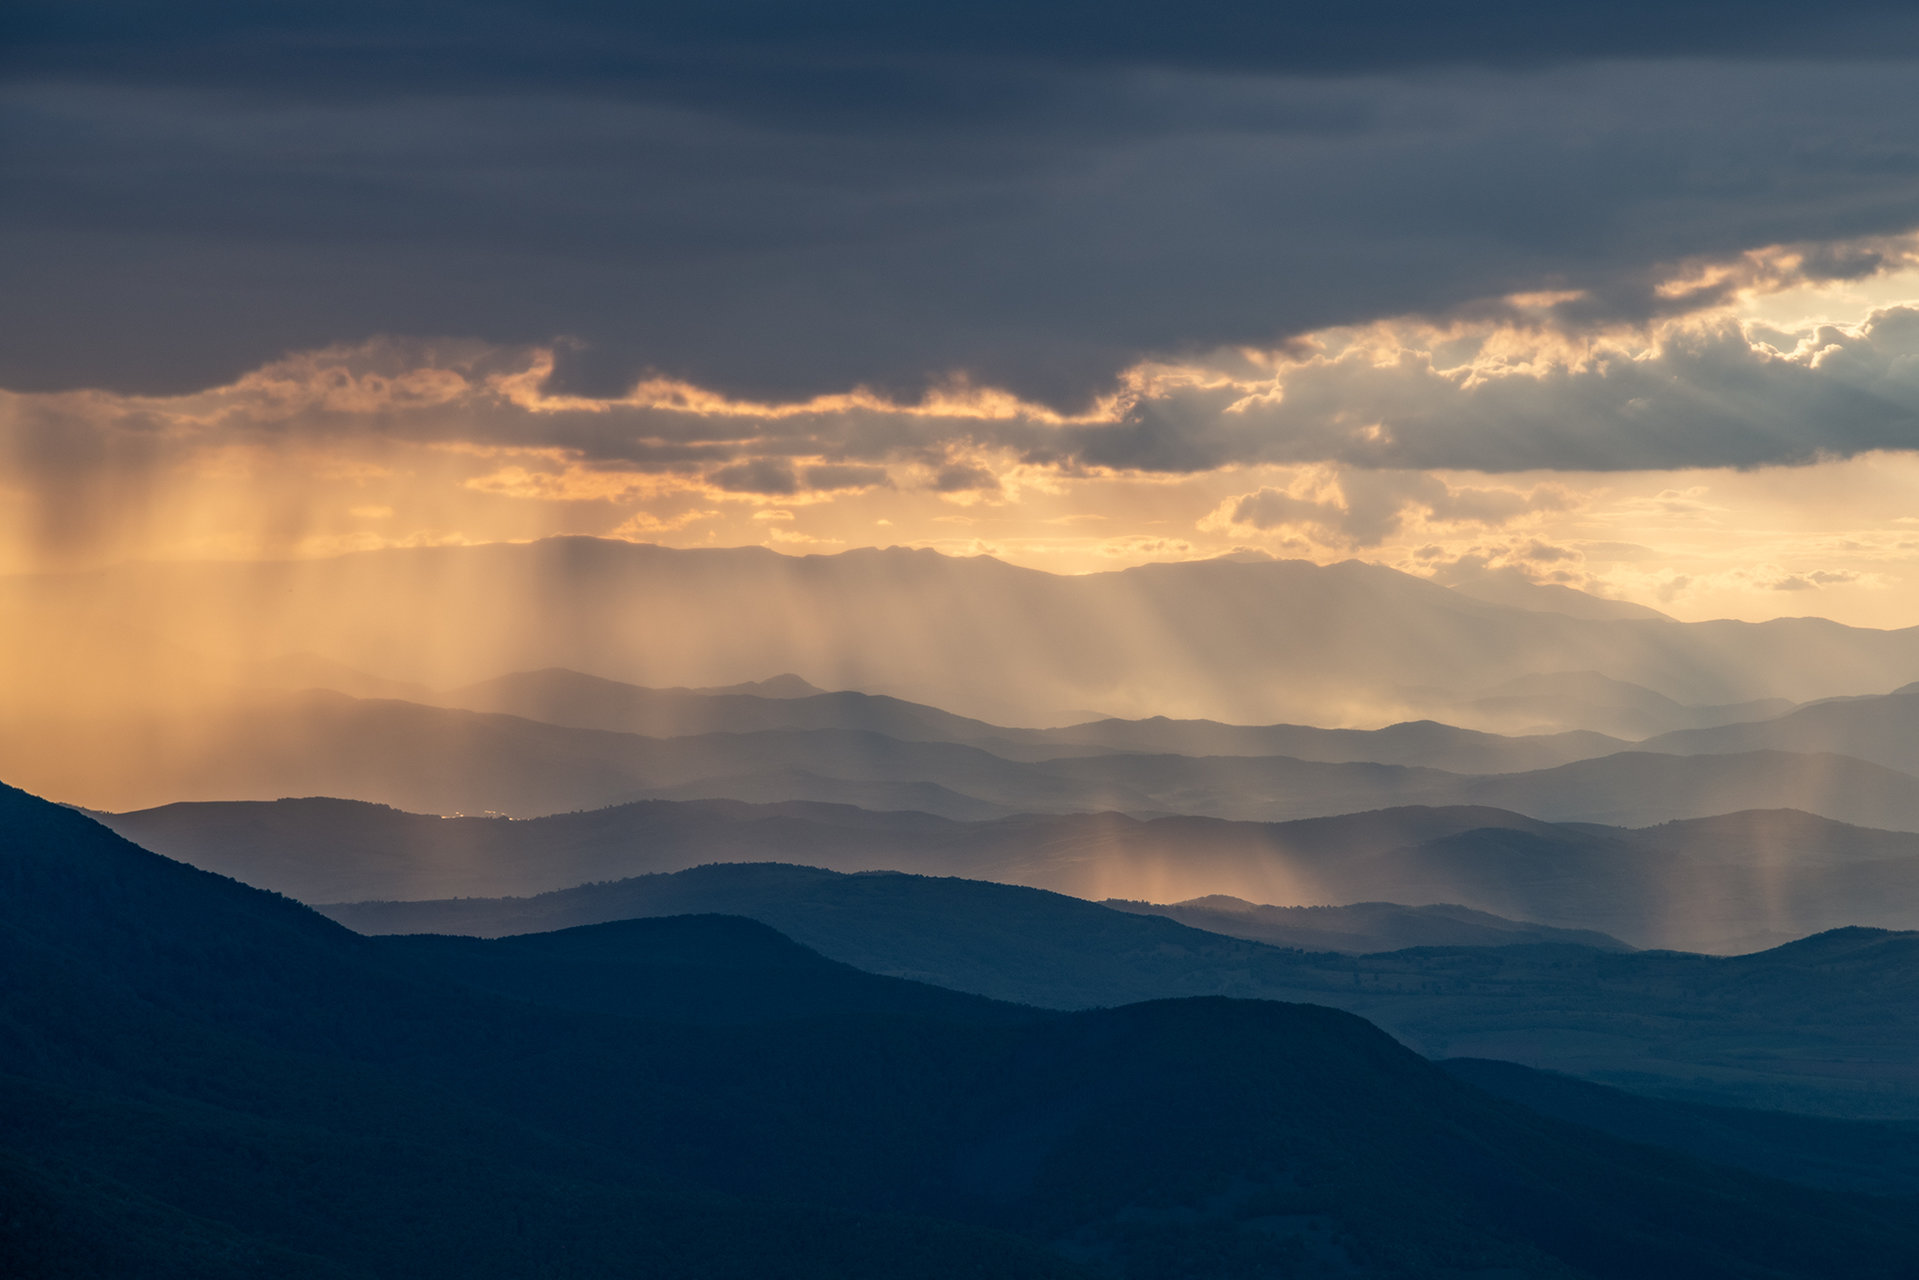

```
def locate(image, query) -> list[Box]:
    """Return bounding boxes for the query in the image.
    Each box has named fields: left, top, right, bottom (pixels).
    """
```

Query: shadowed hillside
left=1104, top=896, right=1630, bottom=952
left=324, top=862, right=1919, bottom=1118
left=10, top=779, right=1919, bottom=1279
left=1441, top=1058, right=1919, bottom=1198
left=107, top=795, right=1919, bottom=950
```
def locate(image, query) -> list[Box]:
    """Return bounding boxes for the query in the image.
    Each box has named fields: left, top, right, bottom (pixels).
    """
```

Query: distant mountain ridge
left=321, top=860, right=1919, bottom=1119
left=1107, top=896, right=1630, bottom=953
left=104, top=794, right=1919, bottom=951
left=1643, top=684, right=1919, bottom=775
left=34, top=682, right=1919, bottom=832
left=429, top=666, right=1636, bottom=769
left=9, top=537, right=1919, bottom=730
left=1445, top=669, right=1799, bottom=739
left=434, top=667, right=1020, bottom=748
left=1443, top=568, right=1675, bottom=622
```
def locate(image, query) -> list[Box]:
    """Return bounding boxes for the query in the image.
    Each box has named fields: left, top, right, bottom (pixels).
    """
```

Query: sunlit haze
left=16, top=8, right=1919, bottom=1275
left=10, top=245, right=1919, bottom=627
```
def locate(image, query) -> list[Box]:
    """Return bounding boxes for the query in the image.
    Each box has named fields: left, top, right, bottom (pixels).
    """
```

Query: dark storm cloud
left=933, top=463, right=1002, bottom=494
left=9, top=1, right=1919, bottom=431
left=705, top=458, right=800, bottom=494
left=801, top=463, right=891, bottom=492
left=1215, top=472, right=1567, bottom=547
left=15, top=1, right=1919, bottom=93
left=1054, top=309, right=1919, bottom=473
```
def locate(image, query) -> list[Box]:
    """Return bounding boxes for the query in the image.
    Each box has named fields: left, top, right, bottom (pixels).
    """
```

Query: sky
left=9, top=3, right=1919, bottom=626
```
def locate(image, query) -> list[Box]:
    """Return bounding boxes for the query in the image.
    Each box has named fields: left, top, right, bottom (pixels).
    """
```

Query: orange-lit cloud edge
left=9, top=233, right=1919, bottom=628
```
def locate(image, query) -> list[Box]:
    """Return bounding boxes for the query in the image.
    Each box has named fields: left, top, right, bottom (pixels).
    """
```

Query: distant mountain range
left=1103, top=896, right=1629, bottom=952
left=322, top=860, right=1919, bottom=1119
left=107, top=795, right=1919, bottom=951
left=11, top=779, right=1919, bottom=1279
left=1642, top=683, right=1919, bottom=775
left=430, top=666, right=1637, bottom=769
left=8, top=538, right=1919, bottom=729
left=1441, top=669, right=1801, bottom=739
left=10, top=546, right=1918, bottom=1278
left=27, top=668, right=1918, bottom=833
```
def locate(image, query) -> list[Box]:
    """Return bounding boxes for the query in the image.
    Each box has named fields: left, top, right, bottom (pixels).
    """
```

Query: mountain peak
left=693, top=673, right=824, bottom=698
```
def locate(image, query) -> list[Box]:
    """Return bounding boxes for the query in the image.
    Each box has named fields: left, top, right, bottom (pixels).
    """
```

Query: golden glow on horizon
left=492, top=352, right=1124, bottom=425
left=7, top=232, right=1919, bottom=628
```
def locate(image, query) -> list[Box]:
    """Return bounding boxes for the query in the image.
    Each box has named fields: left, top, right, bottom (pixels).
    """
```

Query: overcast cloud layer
left=9, top=2, right=1919, bottom=415
left=10, top=3, right=1919, bottom=626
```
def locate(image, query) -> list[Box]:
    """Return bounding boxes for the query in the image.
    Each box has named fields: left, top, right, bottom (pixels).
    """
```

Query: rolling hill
left=321, top=860, right=1919, bottom=1119
left=1103, top=897, right=1630, bottom=952
left=1440, top=669, right=1798, bottom=740
left=107, top=795, right=1919, bottom=951
left=18, top=781, right=1919, bottom=1276
left=1438, top=1058, right=1919, bottom=1198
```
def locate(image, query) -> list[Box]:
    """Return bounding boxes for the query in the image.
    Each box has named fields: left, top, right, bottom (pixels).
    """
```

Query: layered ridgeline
left=8, top=538, right=1919, bottom=733
left=324, top=861, right=1919, bottom=1120
left=1107, top=897, right=1630, bottom=953
left=109, top=795, right=1919, bottom=952
left=9, top=781, right=1919, bottom=1280
left=28, top=669, right=1919, bottom=830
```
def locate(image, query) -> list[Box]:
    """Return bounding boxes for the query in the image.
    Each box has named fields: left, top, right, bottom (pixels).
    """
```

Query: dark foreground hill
left=326, top=862, right=1919, bottom=1119
left=109, top=795, right=1919, bottom=950
left=1440, top=1059, right=1919, bottom=1199
left=10, top=782, right=1919, bottom=1279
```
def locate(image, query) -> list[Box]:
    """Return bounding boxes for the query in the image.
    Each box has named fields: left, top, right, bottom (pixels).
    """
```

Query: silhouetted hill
left=108, top=796, right=1919, bottom=950
left=12, top=780, right=1919, bottom=1279
left=380, top=913, right=1035, bottom=1028
left=324, top=863, right=1919, bottom=1118
left=0, top=784, right=1079, bottom=1279
left=339, top=862, right=1265, bottom=1008
left=1441, top=1058, right=1919, bottom=1199
left=0, top=1144, right=355, bottom=1280
left=1106, top=896, right=1631, bottom=952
